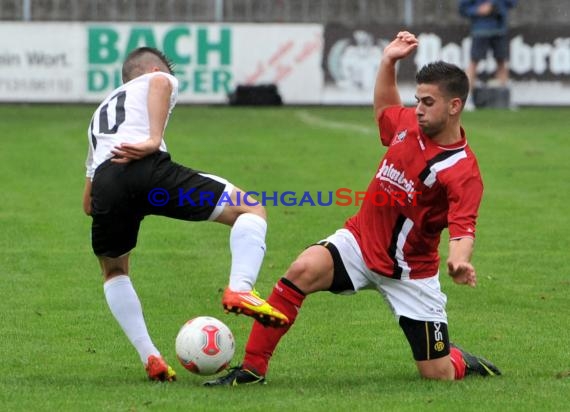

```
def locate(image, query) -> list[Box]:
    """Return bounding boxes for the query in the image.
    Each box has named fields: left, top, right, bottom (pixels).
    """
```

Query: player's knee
left=215, top=202, right=266, bottom=226
left=233, top=203, right=266, bottom=224
left=285, top=259, right=313, bottom=283
left=284, top=258, right=323, bottom=294
left=417, top=362, right=454, bottom=381
left=245, top=202, right=266, bottom=220
left=231, top=187, right=266, bottom=219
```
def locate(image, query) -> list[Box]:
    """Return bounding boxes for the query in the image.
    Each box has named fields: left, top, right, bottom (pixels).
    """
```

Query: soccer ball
left=175, top=316, right=235, bottom=376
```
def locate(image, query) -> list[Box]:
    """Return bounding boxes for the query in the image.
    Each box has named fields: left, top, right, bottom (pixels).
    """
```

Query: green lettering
left=164, top=26, right=191, bottom=64
left=88, top=27, right=119, bottom=64
left=197, top=28, right=230, bottom=65
left=88, top=69, right=108, bottom=91
left=125, top=28, right=158, bottom=55
left=212, top=70, right=232, bottom=93
left=193, top=70, right=208, bottom=93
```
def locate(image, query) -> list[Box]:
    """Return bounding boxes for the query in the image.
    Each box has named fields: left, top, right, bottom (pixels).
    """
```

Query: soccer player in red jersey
left=205, top=31, right=501, bottom=386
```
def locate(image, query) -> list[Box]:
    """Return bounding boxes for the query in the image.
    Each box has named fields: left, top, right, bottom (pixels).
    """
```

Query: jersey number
left=99, top=90, right=126, bottom=134
left=89, top=91, right=126, bottom=149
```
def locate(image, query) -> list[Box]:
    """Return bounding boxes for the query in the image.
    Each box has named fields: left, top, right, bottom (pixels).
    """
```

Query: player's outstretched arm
left=111, top=74, right=172, bottom=163
left=447, top=237, right=477, bottom=287
left=373, top=31, right=418, bottom=118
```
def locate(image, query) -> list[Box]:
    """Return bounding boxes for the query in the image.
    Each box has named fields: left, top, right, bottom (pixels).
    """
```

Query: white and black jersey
left=86, top=72, right=233, bottom=258
left=85, top=72, right=179, bottom=179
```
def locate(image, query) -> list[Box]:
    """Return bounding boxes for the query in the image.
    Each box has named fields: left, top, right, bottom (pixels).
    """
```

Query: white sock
left=103, top=275, right=160, bottom=364
left=228, top=213, right=267, bottom=292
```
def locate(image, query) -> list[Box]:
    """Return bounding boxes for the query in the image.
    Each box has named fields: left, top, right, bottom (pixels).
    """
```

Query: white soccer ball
left=175, top=316, right=235, bottom=376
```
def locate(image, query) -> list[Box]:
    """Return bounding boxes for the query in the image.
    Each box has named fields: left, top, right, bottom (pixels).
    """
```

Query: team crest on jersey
left=392, top=129, right=407, bottom=145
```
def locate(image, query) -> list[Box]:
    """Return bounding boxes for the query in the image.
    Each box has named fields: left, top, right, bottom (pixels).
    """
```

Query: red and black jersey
left=345, top=106, right=483, bottom=280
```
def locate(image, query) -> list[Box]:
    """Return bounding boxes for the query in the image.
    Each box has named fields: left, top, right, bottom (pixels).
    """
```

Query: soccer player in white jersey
left=206, top=31, right=501, bottom=386
left=82, top=47, right=288, bottom=382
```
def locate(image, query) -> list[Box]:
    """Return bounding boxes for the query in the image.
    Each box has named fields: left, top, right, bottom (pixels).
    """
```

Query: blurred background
left=0, top=0, right=567, bottom=25
left=1, top=0, right=569, bottom=107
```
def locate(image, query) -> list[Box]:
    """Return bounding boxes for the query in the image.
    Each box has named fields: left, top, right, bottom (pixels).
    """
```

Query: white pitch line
left=295, top=110, right=376, bottom=136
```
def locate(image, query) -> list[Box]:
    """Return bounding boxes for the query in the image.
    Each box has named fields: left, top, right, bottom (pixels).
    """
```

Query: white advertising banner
left=0, top=23, right=86, bottom=101
left=0, top=22, right=323, bottom=104
left=1, top=22, right=569, bottom=106
left=231, top=25, right=323, bottom=104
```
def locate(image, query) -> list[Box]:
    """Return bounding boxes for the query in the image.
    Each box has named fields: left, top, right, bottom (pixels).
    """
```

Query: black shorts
left=90, top=151, right=228, bottom=258
left=316, top=240, right=355, bottom=293
left=471, top=34, right=509, bottom=62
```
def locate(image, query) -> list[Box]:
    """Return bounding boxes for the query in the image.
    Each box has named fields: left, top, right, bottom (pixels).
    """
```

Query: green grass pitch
left=0, top=104, right=568, bottom=411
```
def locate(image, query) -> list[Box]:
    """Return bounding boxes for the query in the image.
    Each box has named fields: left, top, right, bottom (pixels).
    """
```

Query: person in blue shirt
left=459, top=0, right=518, bottom=98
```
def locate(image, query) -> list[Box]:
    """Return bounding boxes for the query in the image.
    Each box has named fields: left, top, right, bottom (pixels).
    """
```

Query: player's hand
left=82, top=178, right=92, bottom=216
left=111, top=139, right=161, bottom=163
left=383, top=31, right=418, bottom=62
left=448, top=261, right=477, bottom=287
left=83, top=201, right=92, bottom=216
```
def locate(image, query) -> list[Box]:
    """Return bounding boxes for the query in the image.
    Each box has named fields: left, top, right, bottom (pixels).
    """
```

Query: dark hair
left=122, top=47, right=174, bottom=83
left=415, top=61, right=469, bottom=104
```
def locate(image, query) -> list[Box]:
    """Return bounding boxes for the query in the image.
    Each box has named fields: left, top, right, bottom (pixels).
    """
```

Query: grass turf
left=0, top=105, right=568, bottom=411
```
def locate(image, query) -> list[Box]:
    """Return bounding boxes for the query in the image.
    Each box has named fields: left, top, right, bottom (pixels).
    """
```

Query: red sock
left=450, top=347, right=466, bottom=380
left=243, top=278, right=305, bottom=376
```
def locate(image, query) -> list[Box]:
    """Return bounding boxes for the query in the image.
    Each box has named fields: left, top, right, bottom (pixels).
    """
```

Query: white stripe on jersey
left=422, top=151, right=467, bottom=188
left=395, top=217, right=414, bottom=280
